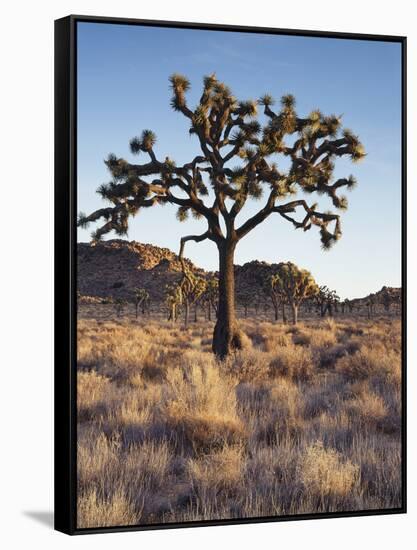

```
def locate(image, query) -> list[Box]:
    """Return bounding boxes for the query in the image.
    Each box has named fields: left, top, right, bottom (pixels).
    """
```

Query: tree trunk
left=212, top=241, right=245, bottom=358
left=194, top=304, right=198, bottom=322
left=282, top=303, right=287, bottom=324
left=208, top=302, right=211, bottom=322
left=291, top=302, right=298, bottom=325
left=274, top=305, right=279, bottom=322
left=169, top=305, right=174, bottom=323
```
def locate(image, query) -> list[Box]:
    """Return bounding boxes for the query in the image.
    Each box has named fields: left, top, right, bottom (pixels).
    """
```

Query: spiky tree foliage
left=79, top=74, right=365, bottom=357
left=133, top=287, right=150, bottom=318
left=271, top=262, right=319, bottom=324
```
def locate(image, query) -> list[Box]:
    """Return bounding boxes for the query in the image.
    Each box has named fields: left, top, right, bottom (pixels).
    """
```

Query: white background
left=1, top=1, right=415, bottom=548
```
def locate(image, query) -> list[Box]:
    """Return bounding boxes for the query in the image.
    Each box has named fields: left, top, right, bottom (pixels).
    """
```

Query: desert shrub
left=345, top=388, right=400, bottom=434
left=223, top=349, right=271, bottom=382
left=316, top=340, right=360, bottom=369
left=309, top=327, right=338, bottom=349
left=141, top=363, right=167, bottom=382
left=164, top=364, right=246, bottom=453
left=77, top=431, right=172, bottom=527
left=236, top=378, right=301, bottom=431
left=255, top=411, right=304, bottom=446
left=292, top=331, right=311, bottom=346
left=77, top=370, right=111, bottom=421
left=77, top=432, right=121, bottom=493
left=78, top=488, right=138, bottom=528
left=263, top=331, right=292, bottom=352
left=303, top=384, right=342, bottom=419
left=336, top=343, right=400, bottom=387
left=247, top=380, right=303, bottom=446
left=123, top=440, right=172, bottom=491
left=299, top=440, right=359, bottom=497
left=167, top=413, right=247, bottom=454
left=270, top=379, right=302, bottom=419
left=187, top=445, right=244, bottom=494
left=269, top=345, right=314, bottom=381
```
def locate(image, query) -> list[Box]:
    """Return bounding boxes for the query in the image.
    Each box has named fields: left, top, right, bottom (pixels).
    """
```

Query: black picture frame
left=54, top=14, right=407, bottom=535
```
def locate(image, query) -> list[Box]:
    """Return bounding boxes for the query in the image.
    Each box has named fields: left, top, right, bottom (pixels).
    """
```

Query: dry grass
left=299, top=440, right=359, bottom=497
left=76, top=309, right=402, bottom=528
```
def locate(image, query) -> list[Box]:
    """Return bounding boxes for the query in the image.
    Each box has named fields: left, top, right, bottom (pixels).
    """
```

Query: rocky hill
left=349, top=286, right=401, bottom=310
left=77, top=239, right=205, bottom=302
left=77, top=239, right=401, bottom=309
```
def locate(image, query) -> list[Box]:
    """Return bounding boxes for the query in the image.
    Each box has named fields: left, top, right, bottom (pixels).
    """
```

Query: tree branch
left=179, top=230, right=211, bottom=272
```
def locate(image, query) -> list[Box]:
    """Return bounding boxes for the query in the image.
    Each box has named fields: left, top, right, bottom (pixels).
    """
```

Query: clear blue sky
left=77, top=22, right=402, bottom=299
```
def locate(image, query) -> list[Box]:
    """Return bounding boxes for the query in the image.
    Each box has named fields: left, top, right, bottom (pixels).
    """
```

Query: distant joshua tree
left=381, top=287, right=392, bottom=313
left=114, top=297, right=127, bottom=318
left=204, top=276, right=219, bottom=321
left=133, top=287, right=150, bottom=318
left=271, top=262, right=319, bottom=324
left=366, top=293, right=376, bottom=319
left=237, top=289, right=253, bottom=318
left=78, top=73, right=365, bottom=357
left=253, top=291, right=263, bottom=317
left=341, top=298, right=355, bottom=315
left=267, top=273, right=286, bottom=322
left=165, top=282, right=182, bottom=323
left=177, top=266, right=207, bottom=329
left=316, top=285, right=339, bottom=317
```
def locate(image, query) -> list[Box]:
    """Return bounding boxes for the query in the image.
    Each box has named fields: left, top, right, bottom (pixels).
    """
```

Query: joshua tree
left=267, top=273, right=284, bottom=322
left=178, top=270, right=207, bottom=328
left=236, top=288, right=253, bottom=318
left=327, top=289, right=340, bottom=317
left=253, top=291, right=263, bottom=317
left=204, top=276, right=219, bottom=321
left=393, top=294, right=402, bottom=315
left=341, top=298, right=354, bottom=315
left=315, top=285, right=339, bottom=317
left=133, top=287, right=150, bottom=318
left=366, top=293, right=376, bottom=319
left=165, top=282, right=182, bottom=323
left=271, top=262, right=319, bottom=324
left=78, top=73, right=365, bottom=357
left=381, top=287, right=392, bottom=313
left=114, top=297, right=127, bottom=318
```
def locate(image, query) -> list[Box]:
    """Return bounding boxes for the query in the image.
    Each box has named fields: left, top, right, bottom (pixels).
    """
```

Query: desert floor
left=76, top=305, right=402, bottom=528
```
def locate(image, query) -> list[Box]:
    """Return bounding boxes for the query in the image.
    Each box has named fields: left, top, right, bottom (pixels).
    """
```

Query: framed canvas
left=54, top=15, right=407, bottom=535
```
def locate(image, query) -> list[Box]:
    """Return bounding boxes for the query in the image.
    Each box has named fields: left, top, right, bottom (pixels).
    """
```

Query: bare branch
left=179, top=230, right=211, bottom=271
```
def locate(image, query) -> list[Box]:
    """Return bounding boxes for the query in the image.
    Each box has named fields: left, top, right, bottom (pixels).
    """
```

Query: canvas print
left=75, top=21, right=403, bottom=529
